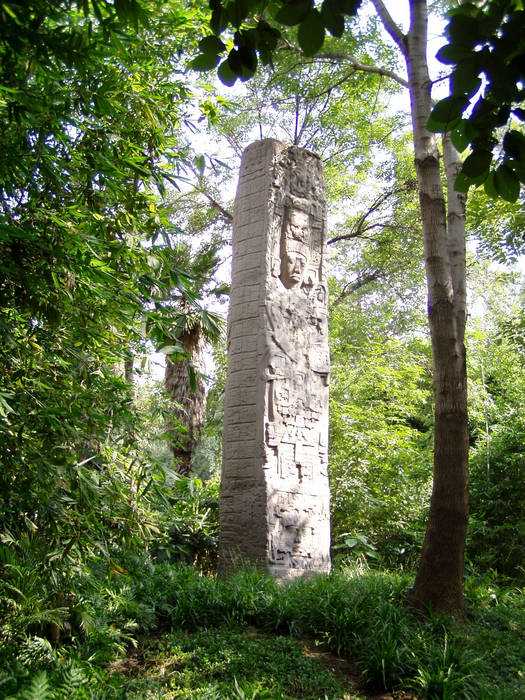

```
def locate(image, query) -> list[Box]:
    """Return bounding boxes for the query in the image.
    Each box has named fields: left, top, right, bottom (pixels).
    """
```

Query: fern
left=20, top=671, right=52, bottom=700
left=55, top=660, right=88, bottom=699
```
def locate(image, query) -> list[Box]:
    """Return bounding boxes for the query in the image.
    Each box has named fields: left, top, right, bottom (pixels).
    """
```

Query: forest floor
left=3, top=565, right=524, bottom=698
left=107, top=626, right=420, bottom=699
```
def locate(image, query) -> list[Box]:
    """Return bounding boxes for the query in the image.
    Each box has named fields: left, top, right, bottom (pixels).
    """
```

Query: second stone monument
left=219, top=139, right=331, bottom=578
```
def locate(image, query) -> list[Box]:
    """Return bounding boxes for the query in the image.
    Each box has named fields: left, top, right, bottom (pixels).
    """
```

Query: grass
left=1, top=561, right=524, bottom=699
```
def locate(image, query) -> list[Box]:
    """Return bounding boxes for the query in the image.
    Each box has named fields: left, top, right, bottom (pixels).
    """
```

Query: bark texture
left=405, top=0, right=469, bottom=616
left=373, top=0, right=469, bottom=616
left=164, top=327, right=207, bottom=476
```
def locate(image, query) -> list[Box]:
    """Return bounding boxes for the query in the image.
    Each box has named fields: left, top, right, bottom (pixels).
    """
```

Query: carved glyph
left=219, top=139, right=330, bottom=578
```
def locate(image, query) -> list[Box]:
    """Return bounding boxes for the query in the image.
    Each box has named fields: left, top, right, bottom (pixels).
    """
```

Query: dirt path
left=300, top=640, right=419, bottom=700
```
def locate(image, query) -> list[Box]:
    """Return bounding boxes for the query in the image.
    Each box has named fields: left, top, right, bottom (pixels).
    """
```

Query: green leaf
left=22, top=670, right=52, bottom=700
left=446, top=2, right=479, bottom=17
left=227, top=48, right=242, bottom=75
left=464, top=119, right=481, bottom=144
left=454, top=171, right=473, bottom=193
left=122, top=158, right=151, bottom=177
left=462, top=149, right=492, bottom=178
left=0, top=391, right=14, bottom=418
left=495, top=104, right=511, bottom=128
left=238, top=46, right=258, bottom=77
left=435, top=43, right=472, bottom=65
left=469, top=96, right=503, bottom=129
left=321, top=1, right=345, bottom=37
left=274, top=0, right=312, bottom=26
left=503, top=130, right=525, bottom=161
left=211, top=5, right=228, bottom=33
left=226, top=0, right=252, bottom=27
left=446, top=14, right=483, bottom=49
left=94, top=94, right=115, bottom=115
left=224, top=46, right=257, bottom=80
left=257, top=19, right=281, bottom=52
left=337, top=0, right=361, bottom=15
left=483, top=170, right=498, bottom=199
left=450, top=120, right=468, bottom=153
left=451, top=59, right=482, bottom=98
left=194, top=154, right=205, bottom=174
left=426, top=96, right=467, bottom=131
left=298, top=9, right=325, bottom=57
left=189, top=52, right=221, bottom=71
left=114, top=0, right=144, bottom=28
left=198, top=35, right=226, bottom=54
left=514, top=162, right=525, bottom=186
left=218, top=59, right=237, bottom=86
left=159, top=344, right=183, bottom=355
left=494, top=164, right=520, bottom=203
left=239, top=27, right=258, bottom=51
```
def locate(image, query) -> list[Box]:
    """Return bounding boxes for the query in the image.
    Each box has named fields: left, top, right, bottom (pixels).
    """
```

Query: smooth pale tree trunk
left=165, top=328, right=207, bottom=477
left=373, top=0, right=469, bottom=615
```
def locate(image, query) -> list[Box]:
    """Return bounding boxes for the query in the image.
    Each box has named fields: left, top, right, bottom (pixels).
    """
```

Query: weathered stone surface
left=219, top=139, right=331, bottom=578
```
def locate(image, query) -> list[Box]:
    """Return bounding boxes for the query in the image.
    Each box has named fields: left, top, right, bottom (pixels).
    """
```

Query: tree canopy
left=191, top=0, right=524, bottom=204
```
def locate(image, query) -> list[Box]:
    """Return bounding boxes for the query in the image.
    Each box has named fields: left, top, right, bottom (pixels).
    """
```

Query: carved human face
left=282, top=251, right=307, bottom=287
left=280, top=210, right=310, bottom=288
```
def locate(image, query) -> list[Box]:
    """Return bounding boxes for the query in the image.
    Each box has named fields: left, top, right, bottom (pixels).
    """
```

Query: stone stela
left=219, top=139, right=331, bottom=578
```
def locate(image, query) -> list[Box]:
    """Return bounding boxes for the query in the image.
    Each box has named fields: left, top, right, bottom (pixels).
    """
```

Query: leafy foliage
left=191, top=0, right=363, bottom=85
left=327, top=144, right=432, bottom=567
left=0, top=0, right=220, bottom=672
left=467, top=305, right=525, bottom=582
left=427, top=1, right=525, bottom=201
left=466, top=185, right=525, bottom=262
left=153, top=476, right=219, bottom=572
left=330, top=326, right=433, bottom=567
left=1, top=3, right=524, bottom=699
left=137, top=628, right=349, bottom=699
left=4, top=564, right=524, bottom=698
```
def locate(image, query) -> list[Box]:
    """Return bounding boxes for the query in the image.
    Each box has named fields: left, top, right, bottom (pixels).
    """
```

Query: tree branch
left=314, top=52, right=408, bottom=88
left=370, top=0, right=407, bottom=54
left=277, top=43, right=408, bottom=88
left=188, top=164, right=234, bottom=224
left=331, top=270, right=382, bottom=308
left=328, top=222, right=396, bottom=245
left=199, top=190, right=233, bottom=224
left=327, top=180, right=417, bottom=245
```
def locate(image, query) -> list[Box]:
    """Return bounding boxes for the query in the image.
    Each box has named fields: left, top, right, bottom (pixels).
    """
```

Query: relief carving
left=220, top=140, right=330, bottom=578
left=279, top=208, right=311, bottom=289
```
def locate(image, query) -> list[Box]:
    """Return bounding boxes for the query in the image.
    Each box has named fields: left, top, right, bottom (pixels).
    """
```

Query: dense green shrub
left=468, top=414, right=525, bottom=583
left=0, top=474, right=219, bottom=670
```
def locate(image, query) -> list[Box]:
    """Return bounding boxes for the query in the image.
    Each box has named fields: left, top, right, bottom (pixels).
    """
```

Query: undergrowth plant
left=2, top=561, right=524, bottom=698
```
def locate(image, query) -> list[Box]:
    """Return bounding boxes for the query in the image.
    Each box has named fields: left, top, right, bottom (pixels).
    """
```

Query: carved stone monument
left=219, top=139, right=330, bottom=578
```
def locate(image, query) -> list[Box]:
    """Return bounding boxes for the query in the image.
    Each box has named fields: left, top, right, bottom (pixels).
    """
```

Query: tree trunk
left=165, top=328, right=207, bottom=476
left=403, top=0, right=469, bottom=616
left=372, top=0, right=470, bottom=615
left=124, top=357, right=134, bottom=383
